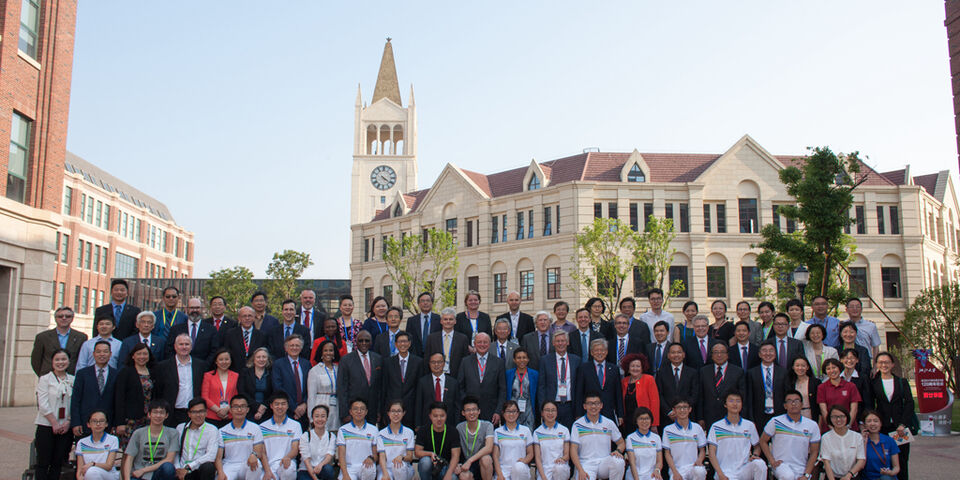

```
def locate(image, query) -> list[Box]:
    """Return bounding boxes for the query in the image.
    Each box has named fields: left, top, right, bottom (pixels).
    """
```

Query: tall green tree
left=205, top=266, right=257, bottom=318
left=570, top=218, right=642, bottom=320
left=382, top=229, right=460, bottom=315
left=902, top=283, right=960, bottom=397
left=265, top=250, right=313, bottom=314
left=635, top=216, right=684, bottom=302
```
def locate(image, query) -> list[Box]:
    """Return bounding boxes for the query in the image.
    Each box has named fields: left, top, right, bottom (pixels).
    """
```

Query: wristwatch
left=803, top=474, right=811, bottom=479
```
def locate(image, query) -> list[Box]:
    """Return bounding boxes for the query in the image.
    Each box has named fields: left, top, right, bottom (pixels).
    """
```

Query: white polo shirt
left=76, top=433, right=120, bottom=466
left=337, top=421, right=378, bottom=468
left=377, top=425, right=415, bottom=463
left=220, top=420, right=264, bottom=464
left=661, top=421, right=706, bottom=469
left=626, top=430, right=661, bottom=472
left=571, top=415, right=621, bottom=462
left=707, top=417, right=759, bottom=478
left=762, top=414, right=820, bottom=472
left=494, top=424, right=533, bottom=467
left=260, top=417, right=302, bottom=463
left=533, top=423, right=570, bottom=466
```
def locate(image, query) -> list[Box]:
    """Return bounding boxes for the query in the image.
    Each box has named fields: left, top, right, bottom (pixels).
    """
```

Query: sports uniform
left=660, top=422, right=706, bottom=480
left=76, top=433, right=120, bottom=480
left=377, top=425, right=415, bottom=480
left=260, top=417, right=302, bottom=480
left=533, top=423, right=571, bottom=480
left=625, top=430, right=660, bottom=480
left=762, top=415, right=820, bottom=480
left=707, top=417, right=766, bottom=480
left=494, top=424, right=533, bottom=480
left=336, top=421, right=378, bottom=480
left=570, top=415, right=625, bottom=480
left=220, top=420, right=265, bottom=480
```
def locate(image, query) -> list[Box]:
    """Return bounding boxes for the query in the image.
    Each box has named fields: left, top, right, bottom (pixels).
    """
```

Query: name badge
left=517, top=399, right=527, bottom=413
left=220, top=401, right=229, bottom=409
left=557, top=385, right=568, bottom=398
left=57, top=407, right=65, bottom=420
left=329, top=396, right=337, bottom=407
left=764, top=397, right=774, bottom=410
left=345, top=341, right=354, bottom=353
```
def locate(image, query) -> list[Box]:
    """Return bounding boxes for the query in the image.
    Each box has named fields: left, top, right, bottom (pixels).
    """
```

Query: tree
left=265, top=250, right=313, bottom=314
left=382, top=229, right=460, bottom=316
left=635, top=216, right=685, bottom=302
left=754, top=147, right=866, bottom=308
left=902, top=283, right=960, bottom=397
left=205, top=266, right=257, bottom=318
left=570, top=218, right=643, bottom=320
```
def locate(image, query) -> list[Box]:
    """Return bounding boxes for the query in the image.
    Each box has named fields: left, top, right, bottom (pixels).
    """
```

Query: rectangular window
left=528, top=210, right=534, bottom=238
left=644, top=203, right=653, bottom=230
left=707, top=266, right=726, bottom=297
left=19, top=0, right=40, bottom=58
left=741, top=266, right=761, bottom=297
left=467, top=276, right=479, bottom=293
left=466, top=220, right=474, bottom=247
left=608, top=202, right=617, bottom=220
left=502, top=214, right=507, bottom=243
left=81, top=287, right=89, bottom=315
left=881, top=267, right=901, bottom=298
left=492, top=215, right=499, bottom=244
left=629, top=203, right=639, bottom=231
left=669, top=266, right=689, bottom=297
left=543, top=206, right=553, bottom=236
left=101, top=248, right=108, bottom=274
left=665, top=203, right=674, bottom=223
left=382, top=285, right=393, bottom=305
left=80, top=194, right=86, bottom=220
left=73, top=286, right=80, bottom=312
left=363, top=238, right=370, bottom=262
left=704, top=203, right=711, bottom=233
left=63, top=187, right=73, bottom=215
left=517, top=212, right=525, bottom=240
left=555, top=205, right=560, bottom=233
left=849, top=267, right=868, bottom=297
left=381, top=235, right=388, bottom=256
left=855, top=205, right=865, bottom=234
left=890, top=206, right=900, bottom=234
left=716, top=204, right=727, bottom=233
left=103, top=205, right=111, bottom=230
left=175, top=238, right=181, bottom=258
left=86, top=197, right=94, bottom=224
left=594, top=203, right=602, bottom=219
left=95, top=201, right=103, bottom=227
left=59, top=233, right=68, bottom=263
left=93, top=246, right=101, bottom=274
left=364, top=288, right=373, bottom=313
left=135, top=218, right=142, bottom=241
left=6, top=112, right=31, bottom=203
left=121, top=213, right=128, bottom=238
left=877, top=206, right=886, bottom=235
left=679, top=203, right=689, bottom=233
left=77, top=240, right=84, bottom=269
left=739, top=198, right=758, bottom=233
left=446, top=218, right=458, bottom=244
left=115, top=252, right=138, bottom=278
left=546, top=267, right=561, bottom=299
left=55, top=232, right=61, bottom=263
left=493, top=273, right=507, bottom=303
left=85, top=243, right=92, bottom=270
left=772, top=205, right=781, bottom=229
left=519, top=270, right=534, bottom=300
left=162, top=231, right=168, bottom=252
left=57, top=282, right=65, bottom=309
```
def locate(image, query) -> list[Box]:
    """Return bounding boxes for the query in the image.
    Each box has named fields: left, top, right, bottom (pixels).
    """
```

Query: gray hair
left=136, top=311, right=156, bottom=322
left=692, top=314, right=710, bottom=326
left=589, top=338, right=608, bottom=351
left=551, top=329, right=569, bottom=341
left=495, top=318, right=511, bottom=328
left=534, top=310, right=552, bottom=322
left=614, top=313, right=631, bottom=322
left=441, top=307, right=457, bottom=317
left=245, top=347, right=273, bottom=369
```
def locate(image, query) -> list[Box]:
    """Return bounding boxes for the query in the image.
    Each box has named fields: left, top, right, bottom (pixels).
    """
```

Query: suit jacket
left=372, top=328, right=404, bottom=359
left=728, top=343, right=760, bottom=372
left=118, top=334, right=166, bottom=364
left=846, top=371, right=873, bottom=412
left=871, top=375, right=915, bottom=432
left=455, top=311, right=493, bottom=340
left=32, top=328, right=87, bottom=376
left=606, top=334, right=646, bottom=366
left=237, top=367, right=274, bottom=421
left=70, top=365, right=118, bottom=428
left=495, top=311, right=535, bottom=340
left=628, top=319, right=652, bottom=345
left=203, top=317, right=237, bottom=349
left=94, top=303, right=141, bottom=340
left=697, top=363, right=746, bottom=427
left=200, top=369, right=239, bottom=422
left=682, top=336, right=722, bottom=370
left=266, top=322, right=312, bottom=361
left=224, top=327, right=268, bottom=372
left=655, top=362, right=700, bottom=425
left=153, top=356, right=207, bottom=418
left=520, top=330, right=554, bottom=371
left=575, top=359, right=623, bottom=421
left=568, top=329, right=604, bottom=359
left=405, top=312, right=442, bottom=357
left=746, top=364, right=787, bottom=427
left=336, top=349, right=383, bottom=424
left=643, top=341, right=672, bottom=374
left=115, top=365, right=155, bottom=426
left=382, top=353, right=423, bottom=427
left=153, top=309, right=187, bottom=340
left=766, top=336, right=804, bottom=368
left=491, top=339, right=520, bottom=370
left=255, top=314, right=280, bottom=333
left=296, top=306, right=327, bottom=345
left=506, top=368, right=539, bottom=409
left=424, top=330, right=470, bottom=375
left=273, top=356, right=311, bottom=409
left=458, top=353, right=506, bottom=421
left=538, top=353, right=581, bottom=406
left=415, top=373, right=460, bottom=428
left=165, top=320, right=218, bottom=362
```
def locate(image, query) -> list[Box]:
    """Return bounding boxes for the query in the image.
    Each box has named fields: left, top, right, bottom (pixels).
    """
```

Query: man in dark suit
left=643, top=321, right=671, bottom=374
left=296, top=289, right=327, bottom=346
left=415, top=352, right=461, bottom=428
left=656, top=343, right=700, bottom=426
left=382, top=331, right=422, bottom=427
left=492, top=318, right=521, bottom=370
left=336, top=330, right=382, bottom=424
left=32, top=306, right=87, bottom=376
left=154, top=333, right=207, bottom=426
left=405, top=292, right=441, bottom=357
left=575, top=338, right=623, bottom=422
left=520, top=311, right=554, bottom=371
left=93, top=279, right=141, bottom=340
left=769, top=313, right=804, bottom=369
left=250, top=291, right=280, bottom=333
left=153, top=286, right=186, bottom=340
left=272, top=334, right=311, bottom=428
left=425, top=308, right=470, bottom=376
left=495, top=291, right=534, bottom=340
left=746, top=343, right=787, bottom=428
left=538, top=330, right=581, bottom=428
left=372, top=306, right=404, bottom=359
left=224, top=306, right=268, bottom=371
left=728, top=321, right=760, bottom=372
left=607, top=314, right=646, bottom=369
left=617, top=297, right=652, bottom=345
left=697, top=343, right=746, bottom=428
left=203, top=296, right=236, bottom=347
left=119, top=311, right=166, bottom=363
left=165, top=297, right=217, bottom=362
left=267, top=300, right=312, bottom=361
left=569, top=308, right=603, bottom=359
left=70, top=340, right=117, bottom=435
left=683, top=315, right=721, bottom=370
left=458, top=333, right=506, bottom=423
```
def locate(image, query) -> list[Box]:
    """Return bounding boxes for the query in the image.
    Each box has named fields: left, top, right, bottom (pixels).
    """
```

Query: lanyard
left=162, top=310, right=176, bottom=328
left=188, top=425, right=205, bottom=462
left=464, top=422, right=480, bottom=454
left=147, top=426, right=163, bottom=463
left=431, top=426, right=447, bottom=456
left=557, top=356, right=567, bottom=384
left=478, top=357, right=487, bottom=378
left=370, top=319, right=385, bottom=334
left=517, top=371, right=526, bottom=397
left=324, top=365, right=337, bottom=394
left=340, top=318, right=359, bottom=342
left=218, top=374, right=227, bottom=403
left=868, top=439, right=888, bottom=468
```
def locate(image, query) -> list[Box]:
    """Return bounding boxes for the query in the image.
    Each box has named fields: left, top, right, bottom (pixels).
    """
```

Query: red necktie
left=214, top=318, right=221, bottom=330
left=435, top=377, right=442, bottom=401
left=292, top=360, right=302, bottom=404
left=304, top=310, right=311, bottom=330
left=362, top=354, right=372, bottom=384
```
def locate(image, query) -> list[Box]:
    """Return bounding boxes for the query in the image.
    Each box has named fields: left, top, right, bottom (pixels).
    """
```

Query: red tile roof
left=880, top=169, right=907, bottom=185
left=775, top=156, right=895, bottom=187
left=913, top=173, right=939, bottom=196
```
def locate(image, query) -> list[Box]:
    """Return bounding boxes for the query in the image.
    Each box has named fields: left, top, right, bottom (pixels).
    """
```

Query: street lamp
left=793, top=265, right=809, bottom=321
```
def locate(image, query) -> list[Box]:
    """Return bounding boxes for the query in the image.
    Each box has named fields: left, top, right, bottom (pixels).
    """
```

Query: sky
left=66, top=1, right=959, bottom=278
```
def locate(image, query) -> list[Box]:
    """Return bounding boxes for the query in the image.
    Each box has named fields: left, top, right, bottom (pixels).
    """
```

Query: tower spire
left=372, top=38, right=402, bottom=105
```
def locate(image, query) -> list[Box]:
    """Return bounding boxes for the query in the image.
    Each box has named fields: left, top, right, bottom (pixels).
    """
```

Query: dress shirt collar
left=177, top=356, right=192, bottom=367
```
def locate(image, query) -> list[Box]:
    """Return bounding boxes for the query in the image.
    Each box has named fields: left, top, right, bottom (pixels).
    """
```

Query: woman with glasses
left=34, top=349, right=74, bottom=480
left=585, top=298, right=613, bottom=341
left=75, top=410, right=120, bottom=480
left=238, top=347, right=273, bottom=422
left=114, top=342, right=155, bottom=446
left=202, top=348, right=239, bottom=427
left=377, top=401, right=415, bottom=480
left=493, top=401, right=534, bottom=480
left=533, top=401, right=570, bottom=480
left=505, top=349, right=538, bottom=430
left=819, top=405, right=865, bottom=480
left=817, top=358, right=861, bottom=433
left=307, top=340, right=341, bottom=432
left=871, top=352, right=916, bottom=480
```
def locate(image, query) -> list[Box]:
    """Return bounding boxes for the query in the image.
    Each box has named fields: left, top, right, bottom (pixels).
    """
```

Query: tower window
left=627, top=164, right=646, bottom=182
left=393, top=203, right=403, bottom=217
left=528, top=175, right=541, bottom=190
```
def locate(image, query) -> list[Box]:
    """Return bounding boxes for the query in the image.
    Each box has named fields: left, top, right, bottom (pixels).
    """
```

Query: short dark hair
left=632, top=406, right=654, bottom=425
left=828, top=405, right=850, bottom=425
left=461, top=396, right=480, bottom=409
left=647, top=288, right=664, bottom=298
left=784, top=389, right=802, bottom=402
left=394, top=331, right=411, bottom=342
left=209, top=296, right=225, bottom=305
left=188, top=398, right=206, bottom=410
left=619, top=297, right=635, bottom=309
left=811, top=295, right=829, bottom=304
left=583, top=390, right=602, bottom=403
left=267, top=393, right=289, bottom=405
left=428, top=401, right=447, bottom=414
left=251, top=291, right=267, bottom=303
left=785, top=299, right=803, bottom=311
left=125, top=342, right=155, bottom=367
left=722, top=390, right=743, bottom=403
left=93, top=340, right=112, bottom=351
left=734, top=321, right=751, bottom=332
left=553, top=301, right=570, bottom=312
left=349, top=397, right=367, bottom=409
left=671, top=397, right=691, bottom=409
left=502, top=400, right=519, bottom=414
left=821, top=358, right=843, bottom=373
left=163, top=286, right=180, bottom=296
left=147, top=399, right=170, bottom=414
left=585, top=297, right=605, bottom=313
left=110, top=279, right=129, bottom=290
left=845, top=297, right=862, bottom=307
left=512, top=348, right=529, bottom=360
left=805, top=323, right=827, bottom=342
left=230, top=394, right=250, bottom=406
left=338, top=294, right=354, bottom=304
left=736, top=301, right=750, bottom=310
left=757, top=301, right=775, bottom=314
left=840, top=348, right=859, bottom=359
left=417, top=292, right=433, bottom=302
left=387, top=306, right=404, bottom=318
left=682, top=301, right=699, bottom=312
left=653, top=320, right=670, bottom=332
left=281, top=299, right=297, bottom=309
left=773, top=312, right=790, bottom=324
left=95, top=315, right=115, bottom=326
left=50, top=348, right=71, bottom=361
left=711, top=299, right=727, bottom=310
left=312, top=404, right=330, bottom=417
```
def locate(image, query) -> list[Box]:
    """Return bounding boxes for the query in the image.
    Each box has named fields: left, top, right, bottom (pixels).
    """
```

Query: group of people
left=29, top=280, right=915, bottom=480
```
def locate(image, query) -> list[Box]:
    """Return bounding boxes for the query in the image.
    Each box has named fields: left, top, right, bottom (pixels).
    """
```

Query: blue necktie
left=655, top=344, right=662, bottom=371
left=581, top=332, right=588, bottom=356
left=285, top=326, right=292, bottom=338
left=113, top=304, right=122, bottom=321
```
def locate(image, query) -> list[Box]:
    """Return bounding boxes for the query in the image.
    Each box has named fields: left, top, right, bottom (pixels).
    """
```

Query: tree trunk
left=821, top=251, right=832, bottom=297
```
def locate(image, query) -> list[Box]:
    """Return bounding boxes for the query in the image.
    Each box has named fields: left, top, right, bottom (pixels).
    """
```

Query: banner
left=913, top=349, right=953, bottom=436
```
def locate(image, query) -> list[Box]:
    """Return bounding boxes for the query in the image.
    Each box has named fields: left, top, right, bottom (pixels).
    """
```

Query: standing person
left=837, top=322, right=872, bottom=380
left=749, top=302, right=776, bottom=345
left=260, top=394, right=302, bottom=480
left=638, top=288, right=674, bottom=343
left=306, top=341, right=340, bottom=431
left=458, top=290, right=494, bottom=345
left=840, top=348, right=873, bottom=409
left=154, top=334, right=208, bottom=427
left=745, top=343, right=787, bottom=429
left=381, top=331, right=422, bottom=427
left=569, top=391, right=626, bottom=480
left=787, top=356, right=820, bottom=423
left=166, top=298, right=217, bottom=363
left=505, top=349, right=537, bottom=430
left=337, top=398, right=379, bottom=480
left=706, top=391, right=766, bottom=480
left=862, top=410, right=901, bottom=480
left=425, top=308, right=471, bottom=376
left=569, top=308, right=603, bottom=360
left=297, top=289, right=327, bottom=347
left=803, top=324, right=839, bottom=381
left=311, top=318, right=347, bottom=364
left=377, top=401, right=416, bottom=480
left=643, top=321, right=671, bottom=374
left=733, top=301, right=761, bottom=347
left=707, top=300, right=734, bottom=344
left=115, top=343, right=157, bottom=442
left=120, top=312, right=165, bottom=364
left=532, top=401, right=571, bottom=480
left=538, top=330, right=580, bottom=429
left=806, top=296, right=841, bottom=347
left=548, top=301, right=577, bottom=338
left=372, top=306, right=405, bottom=359
left=672, top=302, right=698, bottom=345
left=872, top=352, right=917, bottom=480
left=34, top=349, right=74, bottom=480
left=681, top=315, right=719, bottom=371
left=204, top=296, right=236, bottom=346
left=655, top=344, right=699, bottom=428
left=406, top=292, right=442, bottom=358
left=154, top=287, right=187, bottom=340
left=459, top=332, right=507, bottom=423
left=268, top=300, right=312, bottom=361
left=336, top=331, right=382, bottom=425
left=495, top=291, right=534, bottom=341
left=758, top=390, right=820, bottom=480
left=215, top=395, right=274, bottom=480
left=520, top=311, right=553, bottom=371
left=574, top=339, right=623, bottom=423
left=201, top=349, right=239, bottom=427
left=273, top=335, right=311, bottom=428
left=71, top=341, right=118, bottom=435
left=606, top=314, right=644, bottom=371
left=616, top=297, right=650, bottom=345
left=333, top=295, right=363, bottom=354
left=728, top=321, right=759, bottom=372
left=456, top=397, right=495, bottom=480
left=819, top=405, right=866, bottom=480
left=76, top=316, right=123, bottom=370
left=844, top=298, right=881, bottom=366
left=624, top=407, right=662, bottom=480
left=238, top=348, right=274, bottom=423
left=94, top=279, right=141, bottom=340
left=173, top=399, right=220, bottom=480
left=122, top=400, right=180, bottom=480
left=415, top=402, right=461, bottom=480
left=416, top=353, right=461, bottom=428
left=298, top=405, right=336, bottom=480
left=75, top=411, right=120, bottom=480
left=361, top=296, right=389, bottom=343
left=817, top=359, right=861, bottom=433
left=250, top=291, right=280, bottom=333
left=224, top=307, right=269, bottom=371
left=32, top=306, right=87, bottom=376
left=493, top=318, right=521, bottom=370
left=492, top=401, right=534, bottom=480
left=660, top=398, right=707, bottom=480
left=785, top=300, right=809, bottom=340
left=619, top=353, right=659, bottom=437
left=585, top=297, right=614, bottom=342
left=769, top=313, right=805, bottom=370
left=696, top=343, right=745, bottom=429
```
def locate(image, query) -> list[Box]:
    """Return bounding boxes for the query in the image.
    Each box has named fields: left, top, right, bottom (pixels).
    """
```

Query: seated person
left=122, top=400, right=179, bottom=480
left=261, top=394, right=302, bottom=480
left=493, top=401, right=533, bottom=480
left=706, top=391, right=766, bottom=480
left=532, top=401, right=571, bottom=480
left=76, top=410, right=120, bottom=480
left=174, top=398, right=220, bottom=480
left=215, top=395, right=274, bottom=480
left=336, top=398, right=379, bottom=480
left=570, top=391, right=625, bottom=480
left=415, top=402, right=461, bottom=480
left=377, top=401, right=416, bottom=480
left=299, top=405, right=337, bottom=480
left=660, top=398, right=706, bottom=480
left=454, top=396, right=494, bottom=480
left=625, top=407, right=662, bottom=480
left=758, top=390, right=820, bottom=480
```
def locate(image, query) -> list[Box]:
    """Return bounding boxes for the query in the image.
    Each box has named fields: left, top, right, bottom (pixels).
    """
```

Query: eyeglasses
left=55, top=314, right=73, bottom=319
left=785, top=399, right=802, bottom=405
left=388, top=409, right=404, bottom=414
left=89, top=419, right=107, bottom=424
left=230, top=405, right=249, bottom=410
left=503, top=409, right=519, bottom=414
left=584, top=400, right=602, bottom=406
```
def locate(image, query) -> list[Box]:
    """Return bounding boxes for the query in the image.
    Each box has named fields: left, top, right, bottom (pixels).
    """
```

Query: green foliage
left=265, top=250, right=313, bottom=314
left=205, top=266, right=257, bottom=318
left=635, top=216, right=684, bottom=302
left=902, top=283, right=960, bottom=397
left=382, top=229, right=460, bottom=315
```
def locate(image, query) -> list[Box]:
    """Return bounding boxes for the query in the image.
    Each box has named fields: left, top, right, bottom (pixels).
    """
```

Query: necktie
left=304, top=310, right=311, bottom=331
left=596, top=363, right=604, bottom=387
left=714, top=365, right=724, bottom=392
left=390, top=333, right=396, bottom=355
left=764, top=367, right=774, bottom=413
left=479, top=356, right=486, bottom=382
left=442, top=334, right=451, bottom=361
left=362, top=353, right=371, bottom=383
left=285, top=326, right=292, bottom=339
left=191, top=322, right=197, bottom=342
left=674, top=366, right=680, bottom=388
left=500, top=344, right=506, bottom=359
left=293, top=360, right=302, bottom=403
left=97, top=367, right=105, bottom=393
left=655, top=344, right=662, bottom=371
left=214, top=318, right=221, bottom=330
left=778, top=339, right=787, bottom=368
left=741, top=346, right=748, bottom=370
left=618, top=337, right=626, bottom=363
left=400, top=358, right=406, bottom=382
left=581, top=332, right=588, bottom=356
left=699, top=339, right=707, bottom=363
left=243, top=329, right=250, bottom=351
left=560, top=356, right=567, bottom=401
left=540, top=334, right=547, bottom=356
left=435, top=377, right=442, bottom=401
left=143, top=337, right=149, bottom=345
left=113, top=304, right=122, bottom=321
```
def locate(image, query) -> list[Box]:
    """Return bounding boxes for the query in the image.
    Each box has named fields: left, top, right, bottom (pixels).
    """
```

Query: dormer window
left=528, top=175, right=541, bottom=190
left=392, top=203, right=403, bottom=217
left=627, top=164, right=646, bottom=182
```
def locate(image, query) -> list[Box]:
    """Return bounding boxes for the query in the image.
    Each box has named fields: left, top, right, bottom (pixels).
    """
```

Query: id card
left=517, top=399, right=527, bottom=413
left=57, top=407, right=65, bottom=419
left=329, top=396, right=337, bottom=407
left=764, top=397, right=774, bottom=410
left=557, top=385, right=568, bottom=398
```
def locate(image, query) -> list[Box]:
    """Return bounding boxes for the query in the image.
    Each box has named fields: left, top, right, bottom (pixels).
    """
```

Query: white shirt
left=819, top=428, right=865, bottom=476
left=555, top=354, right=571, bottom=401
left=707, top=417, right=760, bottom=478
left=639, top=309, right=675, bottom=342
left=175, top=422, right=222, bottom=470
left=336, top=421, right=378, bottom=468
left=661, top=421, right=706, bottom=469
left=139, top=334, right=153, bottom=345
left=431, top=373, right=446, bottom=398
left=850, top=318, right=882, bottom=350
left=220, top=420, right=264, bottom=464
left=76, top=336, right=123, bottom=370
left=510, top=312, right=520, bottom=338
left=494, top=424, right=533, bottom=467
left=533, top=423, right=569, bottom=466
left=377, top=425, right=415, bottom=463
left=397, top=352, right=410, bottom=379
left=75, top=433, right=120, bottom=467
left=260, top=417, right=303, bottom=463
left=626, top=430, right=661, bottom=474
left=175, top=356, right=194, bottom=409
left=570, top=415, right=621, bottom=462
left=299, top=429, right=336, bottom=471
left=762, top=414, right=820, bottom=472
left=35, top=372, right=74, bottom=426
left=615, top=334, right=629, bottom=355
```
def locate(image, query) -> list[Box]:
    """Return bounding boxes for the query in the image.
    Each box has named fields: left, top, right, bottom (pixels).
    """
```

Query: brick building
left=0, top=0, right=78, bottom=405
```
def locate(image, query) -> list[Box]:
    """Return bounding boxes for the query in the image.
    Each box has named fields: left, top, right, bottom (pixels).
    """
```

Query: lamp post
left=793, top=266, right=809, bottom=321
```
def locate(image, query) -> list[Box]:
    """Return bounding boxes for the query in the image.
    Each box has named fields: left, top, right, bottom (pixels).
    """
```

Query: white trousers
left=772, top=462, right=805, bottom=480
left=715, top=459, right=766, bottom=480
left=581, top=456, right=625, bottom=480
left=498, top=462, right=531, bottom=480
left=268, top=459, right=299, bottom=480
left=222, top=462, right=263, bottom=480
left=341, top=463, right=377, bottom=480
left=670, top=464, right=706, bottom=480
left=540, top=463, right=571, bottom=480
left=83, top=466, right=119, bottom=480
left=381, top=463, right=413, bottom=480
left=630, top=465, right=657, bottom=480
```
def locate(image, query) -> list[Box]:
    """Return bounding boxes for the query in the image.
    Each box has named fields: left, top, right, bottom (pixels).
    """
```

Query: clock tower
left=351, top=39, right=418, bottom=225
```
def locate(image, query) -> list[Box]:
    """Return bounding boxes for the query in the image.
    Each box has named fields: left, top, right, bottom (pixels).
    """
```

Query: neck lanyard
left=517, top=371, right=526, bottom=397
left=162, top=310, right=176, bottom=328
left=188, top=425, right=205, bottom=461
left=465, top=422, right=480, bottom=453
left=372, top=319, right=384, bottom=333
left=340, top=318, right=359, bottom=341
left=431, top=425, right=447, bottom=456
left=557, top=356, right=567, bottom=383
left=147, top=426, right=163, bottom=463
left=324, top=365, right=336, bottom=393
left=478, top=356, right=487, bottom=378
left=868, top=438, right=888, bottom=468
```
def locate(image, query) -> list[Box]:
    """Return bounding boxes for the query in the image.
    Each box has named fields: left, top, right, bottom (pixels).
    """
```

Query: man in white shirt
left=260, top=394, right=302, bottom=480
left=758, top=390, right=820, bottom=480
left=706, top=391, right=766, bottom=480
left=216, top=395, right=274, bottom=480
left=844, top=298, right=881, bottom=365
left=661, top=398, right=706, bottom=480
left=570, top=392, right=625, bottom=480
left=638, top=289, right=674, bottom=342
left=337, top=399, right=379, bottom=480
left=76, top=317, right=123, bottom=370
left=175, top=398, right=220, bottom=480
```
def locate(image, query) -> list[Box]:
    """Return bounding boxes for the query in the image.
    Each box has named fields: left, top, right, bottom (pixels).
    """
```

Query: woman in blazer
left=114, top=342, right=156, bottom=440
left=202, top=348, right=239, bottom=427
left=34, top=349, right=74, bottom=480
left=238, top=347, right=274, bottom=422
left=787, top=356, right=821, bottom=423
left=872, top=352, right=917, bottom=480
left=505, top=348, right=539, bottom=430
left=619, top=353, right=659, bottom=435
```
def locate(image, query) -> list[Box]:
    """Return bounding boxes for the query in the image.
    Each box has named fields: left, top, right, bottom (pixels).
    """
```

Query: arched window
left=528, top=175, right=541, bottom=190
left=392, top=203, right=403, bottom=217
left=627, top=164, right=645, bottom=182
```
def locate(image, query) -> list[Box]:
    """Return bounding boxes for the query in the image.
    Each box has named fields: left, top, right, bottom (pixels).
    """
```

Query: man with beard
left=166, top=297, right=218, bottom=362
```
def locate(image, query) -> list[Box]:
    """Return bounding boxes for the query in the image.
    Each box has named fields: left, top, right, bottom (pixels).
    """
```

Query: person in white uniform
left=493, top=401, right=534, bottom=480
left=298, top=405, right=337, bottom=480
left=75, top=411, right=120, bottom=480
left=570, top=391, right=626, bottom=480
left=336, top=398, right=378, bottom=480
left=533, top=401, right=571, bottom=480
left=261, top=394, right=302, bottom=480
left=378, top=400, right=415, bottom=480
left=625, top=407, right=661, bottom=480
left=758, top=390, right=820, bottom=480
left=706, top=391, right=766, bottom=480
left=216, top=395, right=274, bottom=480
left=660, top=398, right=706, bottom=480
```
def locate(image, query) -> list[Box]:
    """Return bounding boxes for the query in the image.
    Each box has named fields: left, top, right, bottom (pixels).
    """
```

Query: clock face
left=370, top=165, right=397, bottom=191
